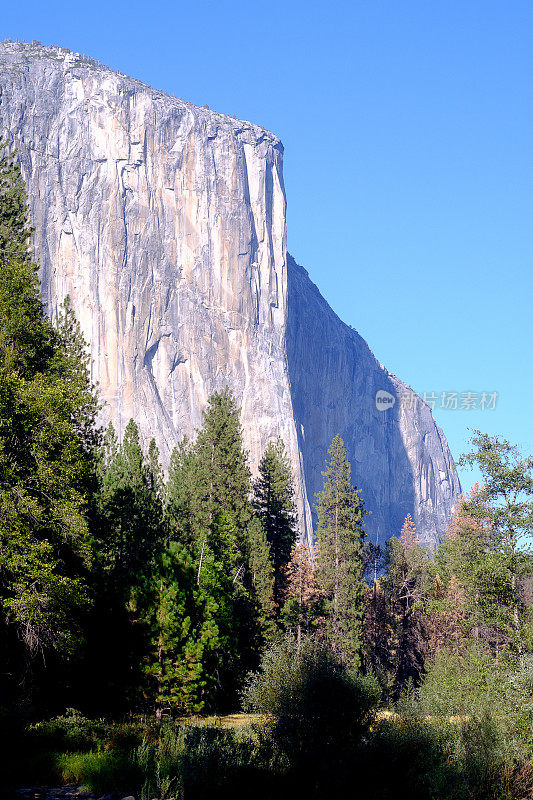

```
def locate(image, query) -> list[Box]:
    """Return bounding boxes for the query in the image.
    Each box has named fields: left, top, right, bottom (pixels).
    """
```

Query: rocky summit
left=0, top=41, right=461, bottom=545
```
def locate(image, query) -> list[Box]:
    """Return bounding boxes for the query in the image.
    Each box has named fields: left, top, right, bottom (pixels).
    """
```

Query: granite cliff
left=0, top=41, right=461, bottom=545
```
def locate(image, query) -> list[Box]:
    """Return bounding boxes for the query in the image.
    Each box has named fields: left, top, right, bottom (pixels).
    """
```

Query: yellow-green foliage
left=57, top=750, right=139, bottom=794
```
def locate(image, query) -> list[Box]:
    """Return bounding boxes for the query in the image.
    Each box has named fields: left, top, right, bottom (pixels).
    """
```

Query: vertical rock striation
left=0, top=42, right=460, bottom=546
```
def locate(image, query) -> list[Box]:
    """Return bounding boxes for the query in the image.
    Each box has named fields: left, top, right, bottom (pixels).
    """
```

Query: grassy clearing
left=188, top=712, right=266, bottom=729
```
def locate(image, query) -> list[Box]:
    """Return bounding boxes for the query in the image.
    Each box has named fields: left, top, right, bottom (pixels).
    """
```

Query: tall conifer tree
left=88, top=420, right=166, bottom=709
left=95, top=419, right=164, bottom=583
left=0, top=142, right=97, bottom=693
left=254, top=437, right=297, bottom=609
left=164, top=437, right=196, bottom=550
left=165, top=388, right=276, bottom=702
left=315, top=434, right=366, bottom=668
left=191, top=387, right=252, bottom=558
left=144, top=540, right=222, bottom=714
left=282, top=541, right=322, bottom=645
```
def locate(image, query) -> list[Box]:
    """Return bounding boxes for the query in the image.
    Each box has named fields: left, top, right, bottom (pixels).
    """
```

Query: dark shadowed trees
left=253, top=437, right=298, bottom=611
left=0, top=142, right=98, bottom=701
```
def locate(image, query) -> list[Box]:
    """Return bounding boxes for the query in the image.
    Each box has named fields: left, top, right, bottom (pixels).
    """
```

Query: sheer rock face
left=0, top=42, right=461, bottom=546
left=287, top=256, right=461, bottom=545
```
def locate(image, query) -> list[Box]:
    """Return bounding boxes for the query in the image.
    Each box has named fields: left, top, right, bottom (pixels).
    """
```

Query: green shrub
left=20, top=711, right=147, bottom=792
left=57, top=749, right=140, bottom=794
left=241, top=635, right=380, bottom=796
left=361, top=718, right=466, bottom=800
left=243, top=636, right=379, bottom=741
left=413, top=645, right=533, bottom=799
left=135, top=723, right=269, bottom=800
left=103, top=720, right=147, bottom=752
left=29, top=708, right=107, bottom=751
left=417, top=644, right=507, bottom=718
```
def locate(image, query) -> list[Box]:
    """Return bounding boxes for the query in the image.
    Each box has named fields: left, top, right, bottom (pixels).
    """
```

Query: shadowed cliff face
left=0, top=41, right=460, bottom=546
left=286, top=256, right=460, bottom=545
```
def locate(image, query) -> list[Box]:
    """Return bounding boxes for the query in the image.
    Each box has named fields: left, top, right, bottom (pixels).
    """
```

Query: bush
left=242, top=635, right=380, bottom=795
left=7, top=710, right=148, bottom=790
left=135, top=723, right=270, bottom=800
left=360, top=718, right=466, bottom=800
left=413, top=644, right=533, bottom=799
left=57, top=749, right=140, bottom=794
left=417, top=644, right=507, bottom=718
left=29, top=707, right=107, bottom=751
left=243, top=636, right=379, bottom=736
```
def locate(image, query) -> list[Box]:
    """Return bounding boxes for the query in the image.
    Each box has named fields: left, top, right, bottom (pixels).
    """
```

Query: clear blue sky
left=2, top=0, right=532, bottom=491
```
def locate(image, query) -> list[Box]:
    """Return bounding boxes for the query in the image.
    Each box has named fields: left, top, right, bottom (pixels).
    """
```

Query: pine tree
left=95, top=419, right=164, bottom=583
left=0, top=142, right=96, bottom=686
left=147, top=437, right=164, bottom=500
left=282, top=541, right=322, bottom=646
left=165, top=388, right=276, bottom=702
left=88, top=420, right=166, bottom=709
left=315, top=434, right=366, bottom=668
left=0, top=139, right=54, bottom=376
left=254, top=437, right=297, bottom=609
left=51, top=295, right=101, bottom=455
left=400, top=513, right=418, bottom=551
left=144, top=541, right=221, bottom=714
left=192, top=387, right=253, bottom=554
left=164, top=437, right=196, bottom=550
left=383, top=522, right=433, bottom=692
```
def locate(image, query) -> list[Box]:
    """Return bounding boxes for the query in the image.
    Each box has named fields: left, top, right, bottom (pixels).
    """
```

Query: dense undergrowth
left=4, top=639, right=533, bottom=800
